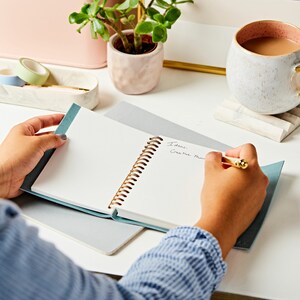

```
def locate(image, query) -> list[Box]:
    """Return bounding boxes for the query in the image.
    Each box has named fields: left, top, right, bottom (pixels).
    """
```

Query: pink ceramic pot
left=107, top=30, right=164, bottom=95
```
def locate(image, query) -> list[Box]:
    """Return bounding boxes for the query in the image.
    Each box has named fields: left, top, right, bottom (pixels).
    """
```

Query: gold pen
left=222, top=156, right=248, bottom=169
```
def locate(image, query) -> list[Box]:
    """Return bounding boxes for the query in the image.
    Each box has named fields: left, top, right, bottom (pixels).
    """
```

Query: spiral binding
left=108, top=136, right=163, bottom=208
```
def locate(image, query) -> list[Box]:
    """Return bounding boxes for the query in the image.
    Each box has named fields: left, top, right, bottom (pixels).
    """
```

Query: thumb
left=38, top=133, right=67, bottom=152
left=204, top=151, right=223, bottom=173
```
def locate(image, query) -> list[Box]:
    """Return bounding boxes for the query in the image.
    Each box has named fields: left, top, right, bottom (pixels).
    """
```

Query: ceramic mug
left=226, top=20, right=300, bottom=115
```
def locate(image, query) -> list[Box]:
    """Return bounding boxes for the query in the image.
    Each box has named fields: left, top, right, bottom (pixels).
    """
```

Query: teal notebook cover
left=21, top=103, right=284, bottom=250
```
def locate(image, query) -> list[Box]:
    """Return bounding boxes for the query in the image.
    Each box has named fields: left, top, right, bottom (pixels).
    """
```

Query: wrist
left=194, top=218, right=237, bottom=258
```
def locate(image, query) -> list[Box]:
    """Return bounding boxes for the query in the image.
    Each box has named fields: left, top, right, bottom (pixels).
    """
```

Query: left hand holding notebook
left=196, top=144, right=269, bottom=258
left=0, top=114, right=67, bottom=199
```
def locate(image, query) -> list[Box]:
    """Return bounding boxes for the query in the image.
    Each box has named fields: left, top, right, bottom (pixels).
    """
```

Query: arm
left=0, top=199, right=142, bottom=300
left=0, top=196, right=225, bottom=300
left=120, top=144, right=269, bottom=298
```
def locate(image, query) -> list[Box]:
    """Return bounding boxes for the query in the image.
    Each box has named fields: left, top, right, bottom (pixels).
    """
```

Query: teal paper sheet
left=21, top=103, right=285, bottom=250
left=235, top=160, right=284, bottom=249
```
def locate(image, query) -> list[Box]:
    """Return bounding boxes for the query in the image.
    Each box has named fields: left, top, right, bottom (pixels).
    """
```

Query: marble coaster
left=214, top=98, right=300, bottom=142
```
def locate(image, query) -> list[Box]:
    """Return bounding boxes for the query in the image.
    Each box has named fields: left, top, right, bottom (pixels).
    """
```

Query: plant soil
left=113, top=33, right=157, bottom=55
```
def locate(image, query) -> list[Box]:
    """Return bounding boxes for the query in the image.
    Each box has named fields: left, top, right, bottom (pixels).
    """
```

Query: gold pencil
left=222, top=156, right=248, bottom=169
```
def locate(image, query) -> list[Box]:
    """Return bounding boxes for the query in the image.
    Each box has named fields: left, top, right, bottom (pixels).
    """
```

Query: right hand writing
left=195, top=143, right=269, bottom=258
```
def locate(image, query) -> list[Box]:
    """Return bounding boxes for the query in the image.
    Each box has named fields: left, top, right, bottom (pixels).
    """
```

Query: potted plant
left=69, top=0, right=193, bottom=94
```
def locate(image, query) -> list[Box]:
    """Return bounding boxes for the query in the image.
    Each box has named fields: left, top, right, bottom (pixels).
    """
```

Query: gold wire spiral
left=108, top=136, right=163, bottom=208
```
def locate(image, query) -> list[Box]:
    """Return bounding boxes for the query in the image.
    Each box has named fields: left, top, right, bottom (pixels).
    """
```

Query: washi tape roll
left=0, top=69, right=26, bottom=86
left=15, top=58, right=50, bottom=85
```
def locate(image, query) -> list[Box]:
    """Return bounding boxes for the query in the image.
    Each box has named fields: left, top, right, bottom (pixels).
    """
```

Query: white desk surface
left=1, top=65, right=300, bottom=300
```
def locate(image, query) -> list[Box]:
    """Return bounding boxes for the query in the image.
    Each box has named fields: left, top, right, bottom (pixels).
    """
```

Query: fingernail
left=57, top=133, right=67, bottom=140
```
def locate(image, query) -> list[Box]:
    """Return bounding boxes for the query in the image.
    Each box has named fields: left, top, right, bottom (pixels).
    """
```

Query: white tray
left=0, top=58, right=99, bottom=112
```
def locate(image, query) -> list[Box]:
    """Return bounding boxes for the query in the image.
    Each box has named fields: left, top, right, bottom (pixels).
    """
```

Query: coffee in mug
left=242, top=37, right=300, bottom=56
left=226, top=20, right=300, bottom=114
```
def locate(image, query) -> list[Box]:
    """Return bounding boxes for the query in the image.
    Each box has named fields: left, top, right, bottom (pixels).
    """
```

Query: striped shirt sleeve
left=120, top=226, right=227, bottom=299
left=0, top=199, right=226, bottom=300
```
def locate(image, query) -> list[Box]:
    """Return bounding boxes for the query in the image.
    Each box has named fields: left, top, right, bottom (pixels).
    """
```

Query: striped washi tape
left=0, top=68, right=26, bottom=86
left=15, top=58, right=50, bottom=85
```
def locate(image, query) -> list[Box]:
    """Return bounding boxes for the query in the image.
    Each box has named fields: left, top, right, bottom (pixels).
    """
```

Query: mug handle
left=294, top=65, right=300, bottom=98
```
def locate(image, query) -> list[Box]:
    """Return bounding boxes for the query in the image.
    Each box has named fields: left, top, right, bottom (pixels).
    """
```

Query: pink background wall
left=0, top=1, right=113, bottom=68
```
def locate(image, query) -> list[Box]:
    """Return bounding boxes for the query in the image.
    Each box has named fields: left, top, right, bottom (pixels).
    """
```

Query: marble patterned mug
left=226, top=20, right=300, bottom=115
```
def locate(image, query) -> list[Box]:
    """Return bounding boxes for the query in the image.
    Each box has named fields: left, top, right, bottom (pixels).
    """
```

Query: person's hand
left=0, top=114, right=67, bottom=198
left=195, top=143, right=269, bottom=258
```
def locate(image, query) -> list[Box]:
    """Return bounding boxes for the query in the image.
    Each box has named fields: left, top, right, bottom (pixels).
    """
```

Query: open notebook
left=22, top=103, right=284, bottom=248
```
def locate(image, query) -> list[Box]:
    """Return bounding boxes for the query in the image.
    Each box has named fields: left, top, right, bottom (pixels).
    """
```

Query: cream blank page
left=31, top=108, right=152, bottom=215
left=117, top=137, right=214, bottom=228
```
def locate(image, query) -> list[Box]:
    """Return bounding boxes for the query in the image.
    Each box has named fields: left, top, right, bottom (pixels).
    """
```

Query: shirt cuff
left=164, top=226, right=223, bottom=252
left=163, top=226, right=227, bottom=282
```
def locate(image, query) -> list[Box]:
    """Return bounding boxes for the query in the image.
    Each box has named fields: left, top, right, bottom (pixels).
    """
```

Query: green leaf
left=135, top=21, right=154, bottom=34
left=128, top=14, right=136, bottom=22
left=88, top=0, right=100, bottom=16
left=125, top=7, right=133, bottom=13
left=164, top=20, right=172, bottom=29
left=120, top=17, right=129, bottom=25
left=116, top=0, right=137, bottom=10
left=161, top=33, right=167, bottom=42
left=154, top=0, right=170, bottom=9
left=99, top=27, right=110, bottom=41
left=74, top=19, right=89, bottom=33
left=147, top=7, right=160, bottom=19
left=92, top=18, right=105, bottom=34
left=105, top=9, right=117, bottom=21
left=110, top=3, right=119, bottom=10
left=153, top=13, right=164, bottom=24
left=129, top=0, right=138, bottom=7
left=117, top=0, right=130, bottom=10
left=69, top=12, right=88, bottom=24
left=152, top=25, right=167, bottom=42
left=165, top=7, right=181, bottom=23
left=81, top=4, right=90, bottom=14
left=90, top=23, right=98, bottom=39
left=174, top=0, right=194, bottom=3
left=98, top=8, right=106, bottom=18
left=101, top=0, right=108, bottom=7
left=92, top=19, right=110, bottom=41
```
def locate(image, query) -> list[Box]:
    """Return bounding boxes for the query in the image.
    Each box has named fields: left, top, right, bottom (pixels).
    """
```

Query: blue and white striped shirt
left=0, top=199, right=226, bottom=299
